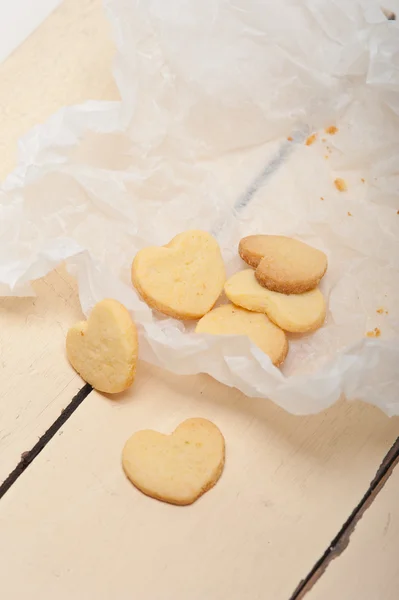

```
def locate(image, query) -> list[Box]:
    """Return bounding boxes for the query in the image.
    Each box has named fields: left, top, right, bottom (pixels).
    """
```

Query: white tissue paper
left=1, top=0, right=398, bottom=415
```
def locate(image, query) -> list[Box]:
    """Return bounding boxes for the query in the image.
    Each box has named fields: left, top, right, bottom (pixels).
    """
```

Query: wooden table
left=0, top=2, right=398, bottom=598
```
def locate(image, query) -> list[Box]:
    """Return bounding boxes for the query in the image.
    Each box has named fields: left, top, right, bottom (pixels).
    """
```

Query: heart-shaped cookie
left=122, top=418, right=225, bottom=505
left=225, top=269, right=326, bottom=333
left=131, top=230, right=226, bottom=320
left=238, top=234, right=271, bottom=268
left=66, top=299, right=138, bottom=393
left=196, top=303, right=288, bottom=366
left=239, top=235, right=327, bottom=294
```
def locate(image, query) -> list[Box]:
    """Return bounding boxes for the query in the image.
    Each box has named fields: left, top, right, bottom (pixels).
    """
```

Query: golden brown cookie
left=239, top=235, right=270, bottom=268
left=225, top=269, right=326, bottom=333
left=122, top=418, right=225, bottom=506
left=131, top=230, right=226, bottom=320
left=66, top=299, right=138, bottom=393
left=240, top=235, right=327, bottom=294
left=196, top=304, right=288, bottom=366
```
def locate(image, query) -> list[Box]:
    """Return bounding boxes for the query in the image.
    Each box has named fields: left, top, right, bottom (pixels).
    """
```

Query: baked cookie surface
left=66, top=299, right=138, bottom=393
left=132, top=230, right=226, bottom=319
left=253, top=236, right=327, bottom=294
left=240, top=235, right=327, bottom=294
left=196, top=304, right=288, bottom=366
left=122, top=418, right=225, bottom=506
left=225, top=269, right=326, bottom=333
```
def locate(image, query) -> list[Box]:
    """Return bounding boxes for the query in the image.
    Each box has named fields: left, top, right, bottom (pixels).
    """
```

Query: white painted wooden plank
left=0, top=366, right=397, bottom=599
left=0, top=267, right=84, bottom=482
left=0, top=0, right=118, bottom=481
left=306, top=463, right=399, bottom=600
left=0, top=2, right=399, bottom=597
left=0, top=0, right=118, bottom=181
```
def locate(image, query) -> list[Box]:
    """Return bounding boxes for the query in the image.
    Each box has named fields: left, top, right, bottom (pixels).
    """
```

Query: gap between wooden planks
left=0, top=381, right=92, bottom=499
left=0, top=1, right=399, bottom=598
left=292, top=437, right=399, bottom=599
left=0, top=360, right=398, bottom=600
left=304, top=450, right=399, bottom=600
left=0, top=368, right=398, bottom=599
left=0, top=268, right=85, bottom=483
left=0, top=0, right=118, bottom=481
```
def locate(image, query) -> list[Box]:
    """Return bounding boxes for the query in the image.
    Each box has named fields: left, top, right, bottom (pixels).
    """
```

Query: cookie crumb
left=334, top=178, right=347, bottom=192
left=366, top=327, right=381, bottom=338
left=347, top=211, right=352, bottom=216
left=376, top=307, right=388, bottom=315
left=382, top=8, right=396, bottom=20
left=320, top=197, right=324, bottom=201
left=325, top=126, right=338, bottom=135
left=287, top=136, right=293, bottom=141
left=305, top=134, right=317, bottom=146
left=361, top=178, right=365, bottom=183
left=324, top=155, right=329, bottom=159
left=397, top=210, right=399, bottom=215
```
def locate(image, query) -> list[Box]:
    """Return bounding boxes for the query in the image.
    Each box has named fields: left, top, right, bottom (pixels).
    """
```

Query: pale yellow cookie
left=225, top=269, right=326, bottom=333
left=66, top=299, right=138, bottom=394
left=131, top=230, right=226, bottom=320
left=196, top=304, right=288, bottom=366
left=122, top=418, right=225, bottom=506
left=240, top=235, right=327, bottom=294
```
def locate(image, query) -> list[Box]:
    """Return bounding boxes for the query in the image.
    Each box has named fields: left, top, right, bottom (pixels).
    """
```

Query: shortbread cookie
left=196, top=304, right=288, bottom=366
left=122, top=418, right=225, bottom=506
left=239, top=235, right=272, bottom=268
left=225, top=269, right=326, bottom=333
left=66, top=299, right=138, bottom=393
left=240, top=235, right=327, bottom=294
left=131, top=230, right=226, bottom=320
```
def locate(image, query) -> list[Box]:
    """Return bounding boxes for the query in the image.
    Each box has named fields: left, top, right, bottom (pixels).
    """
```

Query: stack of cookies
left=232, top=235, right=327, bottom=331
left=222, top=235, right=328, bottom=365
left=130, top=230, right=328, bottom=369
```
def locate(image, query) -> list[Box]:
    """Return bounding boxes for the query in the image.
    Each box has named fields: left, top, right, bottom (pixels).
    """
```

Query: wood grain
left=0, top=364, right=398, bottom=599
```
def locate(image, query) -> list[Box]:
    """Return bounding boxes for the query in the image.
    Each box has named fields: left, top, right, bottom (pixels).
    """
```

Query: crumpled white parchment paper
left=1, top=0, right=398, bottom=415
